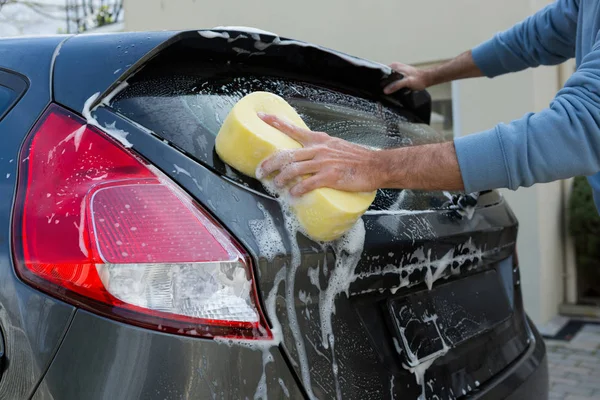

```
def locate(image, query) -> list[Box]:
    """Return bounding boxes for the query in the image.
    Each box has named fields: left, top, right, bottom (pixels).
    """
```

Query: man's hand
left=257, top=113, right=385, bottom=196
left=383, top=62, right=432, bottom=94
left=383, top=50, right=483, bottom=95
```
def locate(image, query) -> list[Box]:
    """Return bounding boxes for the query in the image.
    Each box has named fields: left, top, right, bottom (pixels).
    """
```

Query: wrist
left=372, top=149, right=405, bottom=189
left=421, top=68, right=438, bottom=88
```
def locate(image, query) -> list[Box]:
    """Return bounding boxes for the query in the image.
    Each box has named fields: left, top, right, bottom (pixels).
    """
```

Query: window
left=112, top=72, right=451, bottom=211
left=0, top=86, right=16, bottom=113
left=0, top=70, right=28, bottom=123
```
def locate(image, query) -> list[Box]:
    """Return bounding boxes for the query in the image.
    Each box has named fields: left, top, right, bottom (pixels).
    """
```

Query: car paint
left=0, top=31, right=549, bottom=399
left=0, top=36, right=76, bottom=399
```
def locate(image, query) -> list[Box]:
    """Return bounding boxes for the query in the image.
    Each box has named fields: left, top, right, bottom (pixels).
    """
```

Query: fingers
left=273, top=160, right=322, bottom=189
left=389, top=62, right=411, bottom=74
left=258, top=113, right=314, bottom=144
left=257, top=147, right=317, bottom=179
left=289, top=173, right=329, bottom=197
left=383, top=79, right=410, bottom=95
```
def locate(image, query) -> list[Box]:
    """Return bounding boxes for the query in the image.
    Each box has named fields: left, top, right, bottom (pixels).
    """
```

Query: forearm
left=376, top=142, right=464, bottom=191
left=423, top=50, right=483, bottom=86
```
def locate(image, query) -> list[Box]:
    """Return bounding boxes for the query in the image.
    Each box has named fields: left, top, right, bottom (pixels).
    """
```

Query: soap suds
left=249, top=203, right=286, bottom=262
left=202, top=27, right=390, bottom=74
left=400, top=312, right=450, bottom=400
left=278, top=378, right=290, bottom=398
left=444, top=192, right=480, bottom=220
left=83, top=91, right=133, bottom=148
left=354, top=238, right=485, bottom=293
left=103, top=121, right=133, bottom=148
left=211, top=160, right=500, bottom=399
left=101, top=81, right=129, bottom=106
left=211, top=26, right=277, bottom=36
left=199, top=30, right=231, bottom=40
left=82, top=92, right=101, bottom=127
left=246, top=168, right=368, bottom=399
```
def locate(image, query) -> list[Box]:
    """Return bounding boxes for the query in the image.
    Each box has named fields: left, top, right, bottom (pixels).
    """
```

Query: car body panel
left=0, top=36, right=76, bottom=399
left=33, top=310, right=303, bottom=400
left=53, top=30, right=431, bottom=124
left=0, top=30, right=548, bottom=400
left=82, top=106, right=530, bottom=398
left=53, top=31, right=177, bottom=116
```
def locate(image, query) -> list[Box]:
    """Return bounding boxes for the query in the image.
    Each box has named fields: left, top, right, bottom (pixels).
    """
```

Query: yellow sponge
left=215, top=91, right=376, bottom=241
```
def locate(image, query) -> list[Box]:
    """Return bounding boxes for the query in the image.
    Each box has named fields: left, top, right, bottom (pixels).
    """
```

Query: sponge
left=215, top=91, right=376, bottom=241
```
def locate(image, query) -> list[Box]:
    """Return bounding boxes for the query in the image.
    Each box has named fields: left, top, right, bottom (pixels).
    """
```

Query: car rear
left=0, top=30, right=547, bottom=399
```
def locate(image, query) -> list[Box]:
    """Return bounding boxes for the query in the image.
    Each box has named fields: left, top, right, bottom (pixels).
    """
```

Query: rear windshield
left=111, top=75, right=450, bottom=211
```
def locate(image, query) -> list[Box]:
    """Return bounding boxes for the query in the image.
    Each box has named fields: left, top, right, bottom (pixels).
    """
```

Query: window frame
left=0, top=68, right=29, bottom=123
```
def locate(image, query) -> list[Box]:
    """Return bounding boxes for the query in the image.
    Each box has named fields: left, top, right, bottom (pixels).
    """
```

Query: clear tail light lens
left=12, top=104, right=271, bottom=339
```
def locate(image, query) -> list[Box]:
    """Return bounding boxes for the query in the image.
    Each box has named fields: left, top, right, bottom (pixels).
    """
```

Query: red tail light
left=12, top=104, right=271, bottom=340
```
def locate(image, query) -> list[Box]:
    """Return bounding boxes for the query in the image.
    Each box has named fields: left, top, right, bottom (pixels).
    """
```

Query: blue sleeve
left=472, top=0, right=579, bottom=77
left=454, top=41, right=600, bottom=193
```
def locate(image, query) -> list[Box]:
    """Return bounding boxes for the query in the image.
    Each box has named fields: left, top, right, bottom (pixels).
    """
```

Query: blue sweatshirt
left=454, top=0, right=600, bottom=212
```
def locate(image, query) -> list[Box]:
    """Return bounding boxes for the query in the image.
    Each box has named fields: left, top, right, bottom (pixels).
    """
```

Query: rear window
left=111, top=74, right=450, bottom=211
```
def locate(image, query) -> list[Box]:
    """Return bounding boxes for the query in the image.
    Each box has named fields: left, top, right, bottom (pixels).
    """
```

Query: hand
left=257, top=113, right=384, bottom=197
left=383, top=62, right=432, bottom=94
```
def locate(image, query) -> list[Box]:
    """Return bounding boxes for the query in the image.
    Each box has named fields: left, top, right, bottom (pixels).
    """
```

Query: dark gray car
left=0, top=29, right=547, bottom=399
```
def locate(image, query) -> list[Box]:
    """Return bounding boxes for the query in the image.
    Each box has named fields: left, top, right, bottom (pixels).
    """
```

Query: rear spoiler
left=53, top=29, right=431, bottom=124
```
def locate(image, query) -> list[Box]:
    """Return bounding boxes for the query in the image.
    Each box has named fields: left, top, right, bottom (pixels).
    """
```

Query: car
left=0, top=28, right=548, bottom=399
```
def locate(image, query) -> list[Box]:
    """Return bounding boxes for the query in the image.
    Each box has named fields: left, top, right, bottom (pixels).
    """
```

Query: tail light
left=12, top=104, right=271, bottom=340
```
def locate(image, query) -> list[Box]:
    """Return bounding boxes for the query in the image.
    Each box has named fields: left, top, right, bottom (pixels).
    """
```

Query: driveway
left=544, top=320, right=600, bottom=399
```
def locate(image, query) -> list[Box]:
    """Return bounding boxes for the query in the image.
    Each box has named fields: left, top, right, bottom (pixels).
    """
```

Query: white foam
left=211, top=26, right=277, bottom=36
left=249, top=204, right=286, bottom=262
left=354, top=238, right=483, bottom=292
left=253, top=349, right=274, bottom=400
left=213, top=266, right=286, bottom=398
left=199, top=30, right=230, bottom=40
left=401, top=313, right=450, bottom=400
left=365, top=209, right=436, bottom=216
left=319, top=220, right=366, bottom=349
left=392, top=337, right=403, bottom=355
left=103, top=121, right=133, bottom=148
left=101, top=81, right=129, bottom=106
left=278, top=378, right=290, bottom=398
left=82, top=92, right=101, bottom=127
left=82, top=93, right=133, bottom=148
left=208, top=27, right=390, bottom=74
left=253, top=172, right=322, bottom=399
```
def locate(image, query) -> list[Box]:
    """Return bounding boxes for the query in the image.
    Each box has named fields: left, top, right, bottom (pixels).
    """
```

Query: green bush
left=569, top=176, right=600, bottom=271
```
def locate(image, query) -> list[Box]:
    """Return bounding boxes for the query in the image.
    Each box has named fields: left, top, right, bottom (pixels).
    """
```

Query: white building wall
left=124, top=0, right=565, bottom=325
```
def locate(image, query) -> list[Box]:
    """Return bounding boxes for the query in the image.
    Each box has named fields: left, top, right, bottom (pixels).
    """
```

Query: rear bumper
left=476, top=318, right=548, bottom=400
